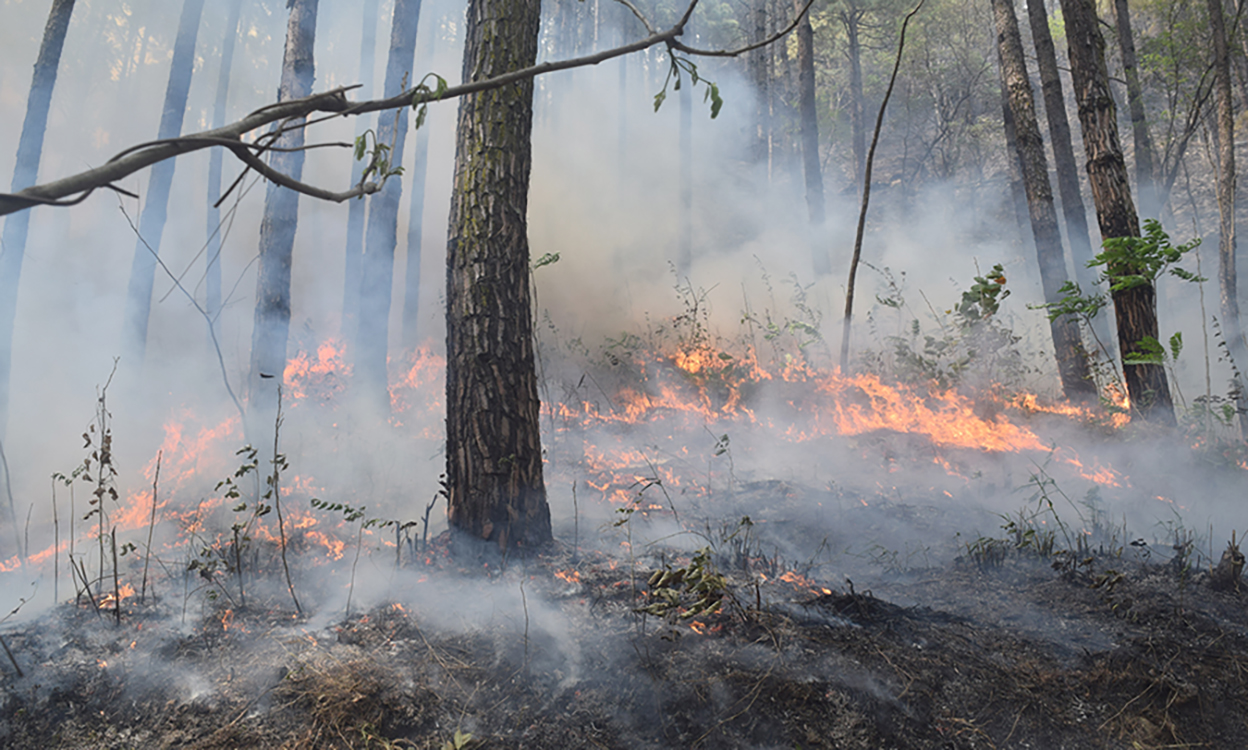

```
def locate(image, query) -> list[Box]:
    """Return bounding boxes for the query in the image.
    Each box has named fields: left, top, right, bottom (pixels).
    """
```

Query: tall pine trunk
left=1113, top=0, right=1160, bottom=219
left=356, top=0, right=423, bottom=411
left=751, top=2, right=771, bottom=167
left=794, top=0, right=828, bottom=275
left=248, top=0, right=318, bottom=423
left=342, top=0, right=380, bottom=339
left=993, top=0, right=1094, bottom=401
left=121, top=0, right=206, bottom=367
left=1059, top=0, right=1175, bottom=424
left=446, top=0, right=551, bottom=551
left=401, top=13, right=438, bottom=353
left=0, top=0, right=76, bottom=437
left=1207, top=0, right=1248, bottom=437
left=206, top=0, right=244, bottom=334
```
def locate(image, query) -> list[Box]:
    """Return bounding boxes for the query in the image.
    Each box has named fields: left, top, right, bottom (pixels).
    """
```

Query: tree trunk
left=0, top=0, right=76, bottom=437
left=342, top=0, right=380, bottom=340
left=752, top=2, right=771, bottom=166
left=1208, top=0, right=1248, bottom=437
left=677, top=71, right=693, bottom=277
left=1059, top=0, right=1175, bottom=424
left=206, top=0, right=244, bottom=335
left=794, top=0, right=829, bottom=275
left=1025, top=0, right=1099, bottom=291
left=842, top=4, right=867, bottom=187
left=121, top=0, right=207, bottom=367
left=446, top=0, right=551, bottom=550
left=356, top=0, right=423, bottom=411
left=1113, top=0, right=1161, bottom=220
left=248, top=0, right=318, bottom=422
left=993, top=0, right=1095, bottom=401
left=999, top=56, right=1033, bottom=253
left=401, top=13, right=438, bottom=353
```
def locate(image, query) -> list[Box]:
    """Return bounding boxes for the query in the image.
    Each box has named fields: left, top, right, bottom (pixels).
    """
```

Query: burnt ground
left=1, top=505, right=1246, bottom=750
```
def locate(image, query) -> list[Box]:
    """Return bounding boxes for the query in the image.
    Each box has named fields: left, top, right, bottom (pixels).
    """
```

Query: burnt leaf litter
left=1, top=485, right=1246, bottom=750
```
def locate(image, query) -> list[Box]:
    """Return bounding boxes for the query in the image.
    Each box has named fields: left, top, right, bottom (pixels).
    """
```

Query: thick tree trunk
left=999, top=58, right=1033, bottom=253
left=993, top=0, right=1095, bottom=401
left=1208, top=0, right=1248, bottom=437
left=121, top=0, right=207, bottom=366
left=842, top=5, right=867, bottom=186
left=401, top=14, right=438, bottom=353
left=342, top=0, right=380, bottom=340
left=206, top=0, right=244, bottom=334
left=446, top=0, right=551, bottom=550
left=1059, top=0, right=1175, bottom=424
left=0, top=0, right=76, bottom=437
left=794, top=0, right=829, bottom=275
left=751, top=2, right=771, bottom=166
left=356, top=0, right=423, bottom=411
left=1113, top=0, right=1161, bottom=219
left=248, top=0, right=318, bottom=422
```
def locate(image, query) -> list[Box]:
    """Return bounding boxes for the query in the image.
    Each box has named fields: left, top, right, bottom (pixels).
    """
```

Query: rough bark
left=206, top=0, right=244, bottom=332
left=993, top=0, right=1094, bottom=401
left=0, top=0, right=76, bottom=437
left=121, top=0, right=207, bottom=366
left=401, top=13, right=438, bottom=353
left=1059, top=0, right=1175, bottom=424
left=445, top=0, right=551, bottom=550
left=842, top=2, right=867, bottom=186
left=1113, top=0, right=1161, bottom=219
left=356, top=0, right=423, bottom=411
left=794, top=0, right=828, bottom=275
left=248, top=0, right=319, bottom=420
left=1208, top=0, right=1248, bottom=437
left=999, top=55, right=1032, bottom=253
left=342, top=0, right=380, bottom=339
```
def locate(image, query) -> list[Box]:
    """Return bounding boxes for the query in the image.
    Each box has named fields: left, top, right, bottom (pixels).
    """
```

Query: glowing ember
left=554, top=569, right=581, bottom=584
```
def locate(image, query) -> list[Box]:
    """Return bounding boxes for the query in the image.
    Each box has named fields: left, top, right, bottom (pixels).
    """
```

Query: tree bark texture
left=206, top=0, right=244, bottom=331
left=122, top=0, right=206, bottom=366
left=998, top=51, right=1032, bottom=254
left=1059, top=0, right=1175, bottom=424
left=402, top=13, right=439, bottom=353
left=0, top=0, right=75, bottom=437
left=1207, top=0, right=1248, bottom=436
left=751, top=2, right=770, bottom=166
left=794, top=0, right=829, bottom=275
left=248, top=0, right=318, bottom=417
left=356, top=0, right=423, bottom=411
left=1113, top=0, right=1160, bottom=219
left=445, top=0, right=551, bottom=549
left=342, top=0, right=380, bottom=339
left=992, top=0, right=1095, bottom=401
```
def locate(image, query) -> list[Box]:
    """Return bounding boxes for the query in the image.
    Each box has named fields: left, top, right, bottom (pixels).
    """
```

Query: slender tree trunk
left=342, top=0, right=380, bottom=340
left=1026, top=0, right=1099, bottom=291
left=1208, top=0, right=1248, bottom=437
left=677, top=71, right=693, bottom=277
left=752, top=2, right=770, bottom=165
left=1113, top=0, right=1160, bottom=219
left=993, top=0, right=1094, bottom=401
left=446, top=0, right=551, bottom=551
left=0, top=0, right=76, bottom=437
left=1059, top=0, right=1175, bottom=424
left=794, top=0, right=829, bottom=275
left=206, top=0, right=244, bottom=334
left=248, top=0, right=319, bottom=421
left=999, top=58, right=1033, bottom=253
left=356, top=0, right=423, bottom=411
left=121, top=0, right=207, bottom=367
left=401, top=13, right=438, bottom=353
left=842, top=4, right=867, bottom=186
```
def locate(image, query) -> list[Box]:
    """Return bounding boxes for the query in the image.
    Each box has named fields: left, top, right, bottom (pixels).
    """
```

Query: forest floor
left=1, top=477, right=1246, bottom=750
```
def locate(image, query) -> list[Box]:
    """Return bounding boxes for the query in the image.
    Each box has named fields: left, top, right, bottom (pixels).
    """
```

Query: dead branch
left=0, top=0, right=808, bottom=218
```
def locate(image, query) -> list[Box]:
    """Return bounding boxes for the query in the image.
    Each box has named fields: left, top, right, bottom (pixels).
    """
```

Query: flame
left=554, top=569, right=581, bottom=584
left=284, top=338, right=351, bottom=403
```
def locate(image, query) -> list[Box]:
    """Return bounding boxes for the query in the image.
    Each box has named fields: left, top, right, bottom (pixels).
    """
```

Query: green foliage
left=409, top=72, right=449, bottom=130
left=954, top=263, right=1009, bottom=323
left=1122, top=332, right=1183, bottom=366
left=653, top=55, right=724, bottom=119
left=441, top=729, right=474, bottom=750
left=352, top=129, right=405, bottom=194
left=531, top=252, right=560, bottom=270
left=639, top=547, right=728, bottom=620
left=1093, top=219, right=1203, bottom=292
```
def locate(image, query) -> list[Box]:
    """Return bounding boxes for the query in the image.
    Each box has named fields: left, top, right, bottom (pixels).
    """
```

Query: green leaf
left=1168, top=331, right=1183, bottom=361
left=532, top=252, right=561, bottom=270
left=653, top=89, right=667, bottom=112
left=353, top=134, right=366, bottom=161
